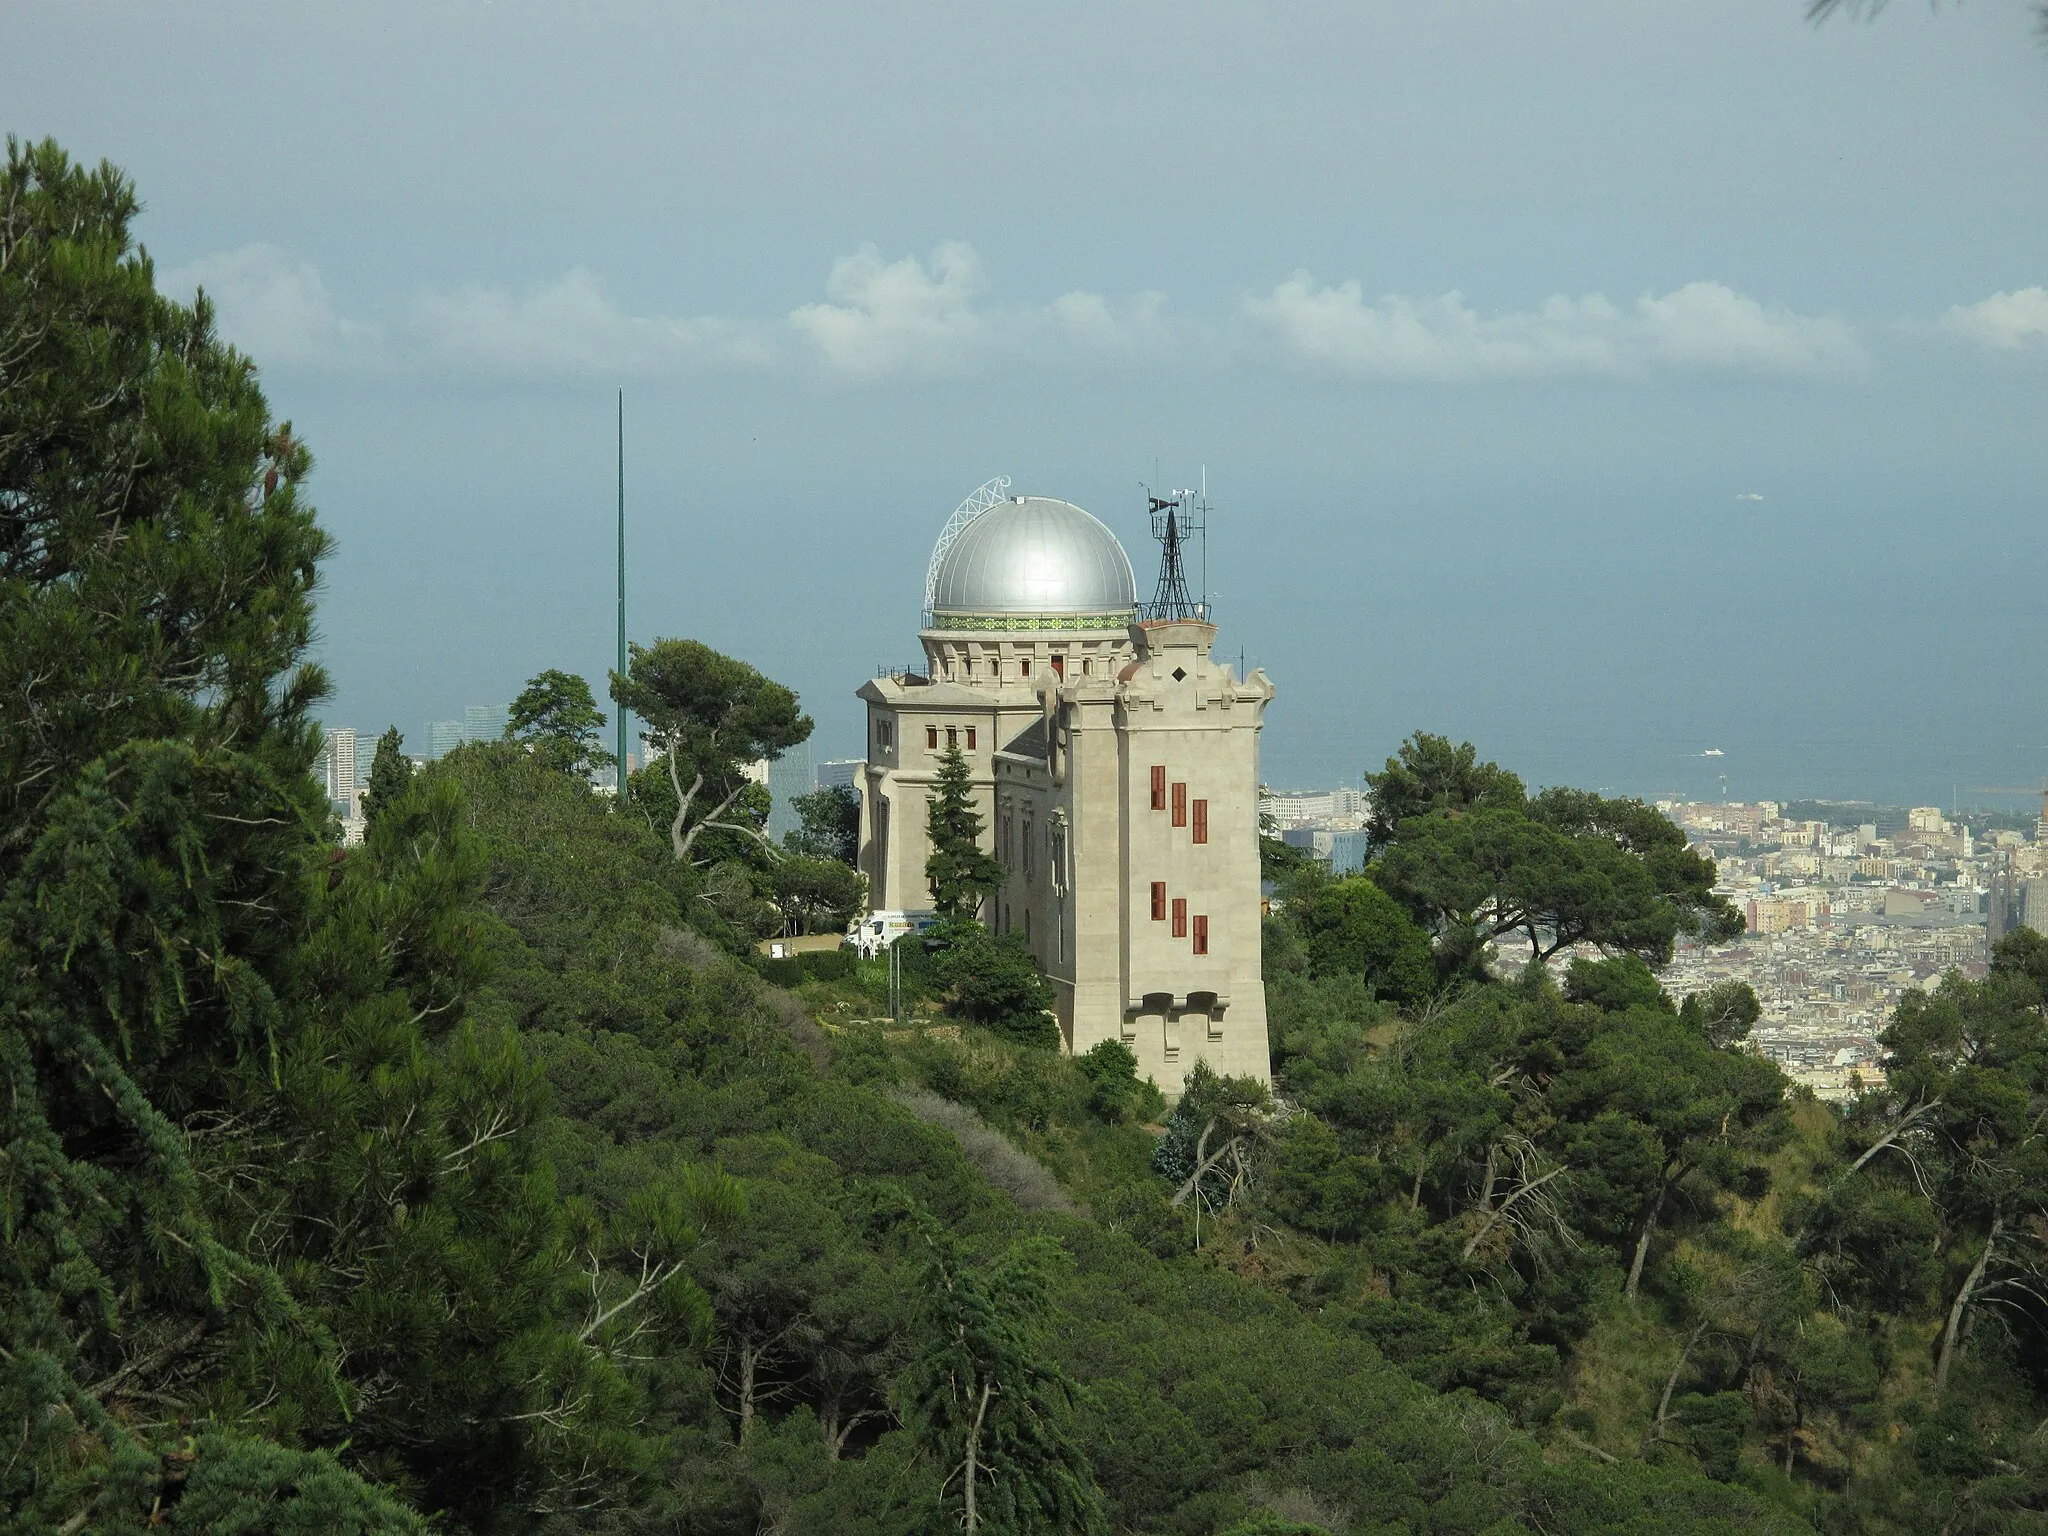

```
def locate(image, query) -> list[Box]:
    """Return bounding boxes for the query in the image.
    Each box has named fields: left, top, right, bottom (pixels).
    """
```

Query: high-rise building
left=426, top=719, right=466, bottom=760
left=766, top=740, right=815, bottom=844
left=465, top=702, right=509, bottom=745
left=2023, top=876, right=2048, bottom=940
left=320, top=727, right=359, bottom=815
left=818, top=759, right=862, bottom=791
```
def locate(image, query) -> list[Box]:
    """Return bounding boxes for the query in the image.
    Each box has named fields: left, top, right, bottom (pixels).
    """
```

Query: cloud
left=787, top=242, right=1173, bottom=379
left=1943, top=288, right=2048, bottom=351
left=161, top=241, right=1973, bottom=389
left=159, top=243, right=381, bottom=367
left=412, top=268, right=771, bottom=377
left=790, top=242, right=989, bottom=378
left=1245, top=275, right=1864, bottom=380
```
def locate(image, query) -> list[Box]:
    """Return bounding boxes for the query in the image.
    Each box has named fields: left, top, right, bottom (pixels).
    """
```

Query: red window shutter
left=1192, top=915, right=1209, bottom=955
left=1171, top=782, right=1187, bottom=828
left=1192, top=799, right=1208, bottom=844
left=926, top=725, right=938, bottom=749
left=1172, top=898, right=1187, bottom=938
left=966, top=727, right=976, bottom=750
left=1151, top=882, right=1166, bottom=921
left=1150, top=765, right=1166, bottom=810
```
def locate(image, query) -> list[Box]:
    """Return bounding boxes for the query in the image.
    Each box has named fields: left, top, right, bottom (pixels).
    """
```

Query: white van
left=849, top=910, right=937, bottom=959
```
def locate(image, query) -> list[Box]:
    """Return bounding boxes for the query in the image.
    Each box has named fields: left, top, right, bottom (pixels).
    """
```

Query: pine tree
left=925, top=744, right=1003, bottom=922
left=361, top=725, right=413, bottom=827
left=508, top=668, right=612, bottom=776
left=896, top=1218, right=1105, bottom=1534
left=0, top=138, right=646, bottom=1531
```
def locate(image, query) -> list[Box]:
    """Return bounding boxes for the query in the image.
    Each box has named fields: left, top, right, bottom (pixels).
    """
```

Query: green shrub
left=804, top=947, right=855, bottom=982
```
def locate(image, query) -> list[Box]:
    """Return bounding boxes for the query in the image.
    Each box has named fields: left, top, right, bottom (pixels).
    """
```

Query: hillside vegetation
left=4, top=137, right=2045, bottom=1534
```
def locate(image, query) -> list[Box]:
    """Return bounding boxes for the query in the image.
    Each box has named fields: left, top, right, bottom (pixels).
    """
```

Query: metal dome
left=928, top=496, right=1137, bottom=625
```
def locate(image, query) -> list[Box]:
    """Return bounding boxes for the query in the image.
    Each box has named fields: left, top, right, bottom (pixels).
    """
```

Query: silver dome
left=929, top=496, right=1137, bottom=618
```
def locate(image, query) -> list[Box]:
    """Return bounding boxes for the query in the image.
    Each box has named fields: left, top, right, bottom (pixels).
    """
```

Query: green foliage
left=757, top=947, right=857, bottom=987
left=1153, top=1062, right=1279, bottom=1219
left=1293, top=875, right=1435, bottom=1002
left=1565, top=953, right=1672, bottom=1013
left=1363, top=730, right=1527, bottom=854
left=1074, top=1039, right=1161, bottom=1124
left=609, top=636, right=812, bottom=863
left=935, top=924, right=1059, bottom=1048
left=896, top=1217, right=1106, bottom=1535
left=1366, top=734, right=1742, bottom=969
left=926, top=743, right=1004, bottom=922
left=1679, top=979, right=1762, bottom=1046
left=507, top=667, right=613, bottom=776
left=0, top=139, right=615, bottom=1531
left=11, top=135, right=2014, bottom=1536
left=772, top=854, right=865, bottom=935
left=788, top=781, right=861, bottom=864
left=1833, top=928, right=2048, bottom=1397
left=360, top=725, right=412, bottom=827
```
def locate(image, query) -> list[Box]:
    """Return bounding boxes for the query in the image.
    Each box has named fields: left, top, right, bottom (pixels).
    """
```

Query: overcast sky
left=9, top=0, right=2047, bottom=804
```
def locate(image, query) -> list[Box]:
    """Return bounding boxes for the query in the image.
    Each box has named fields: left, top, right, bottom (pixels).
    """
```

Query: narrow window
left=1025, top=909, right=1033, bottom=943
left=1151, top=765, right=1166, bottom=811
left=1151, top=882, right=1167, bottom=921
left=1172, top=898, right=1187, bottom=938
left=1051, top=654, right=1065, bottom=679
left=1192, top=915, right=1209, bottom=955
left=1019, top=658, right=1030, bottom=677
left=1192, top=799, right=1208, bottom=844
left=1082, top=658, right=1092, bottom=676
left=946, top=726, right=957, bottom=750
left=966, top=727, right=976, bottom=750
left=1172, top=782, right=1188, bottom=828
left=926, top=725, right=938, bottom=750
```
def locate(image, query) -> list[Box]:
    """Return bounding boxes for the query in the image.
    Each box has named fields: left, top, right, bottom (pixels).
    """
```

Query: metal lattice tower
left=922, top=475, right=1012, bottom=624
left=1142, top=486, right=1206, bottom=621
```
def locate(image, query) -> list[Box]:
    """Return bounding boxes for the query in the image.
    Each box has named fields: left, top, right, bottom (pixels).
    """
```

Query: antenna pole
left=1142, top=480, right=1206, bottom=622
left=616, top=389, right=628, bottom=802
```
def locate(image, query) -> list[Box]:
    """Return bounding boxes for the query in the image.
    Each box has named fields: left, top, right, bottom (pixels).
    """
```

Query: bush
left=932, top=925, right=1059, bottom=1048
left=1076, top=1039, right=1162, bottom=1124
left=751, top=947, right=855, bottom=987
left=804, top=947, right=855, bottom=982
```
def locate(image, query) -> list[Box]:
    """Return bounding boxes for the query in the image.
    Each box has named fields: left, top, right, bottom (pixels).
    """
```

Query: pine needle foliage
left=924, top=744, right=1003, bottom=922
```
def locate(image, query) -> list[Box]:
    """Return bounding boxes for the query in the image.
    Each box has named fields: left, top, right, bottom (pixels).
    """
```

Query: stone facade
left=856, top=497, right=1273, bottom=1090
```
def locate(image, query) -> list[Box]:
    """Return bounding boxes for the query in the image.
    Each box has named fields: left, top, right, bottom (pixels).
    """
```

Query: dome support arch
left=922, top=475, right=1012, bottom=626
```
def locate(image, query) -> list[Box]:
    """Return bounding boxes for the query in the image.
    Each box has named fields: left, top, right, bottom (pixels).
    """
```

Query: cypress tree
left=924, top=743, right=1003, bottom=922
left=361, top=725, right=413, bottom=827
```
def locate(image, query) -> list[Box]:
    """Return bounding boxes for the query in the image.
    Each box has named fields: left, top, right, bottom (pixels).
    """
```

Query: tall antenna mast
left=1141, top=481, right=1208, bottom=621
left=615, top=389, right=629, bottom=801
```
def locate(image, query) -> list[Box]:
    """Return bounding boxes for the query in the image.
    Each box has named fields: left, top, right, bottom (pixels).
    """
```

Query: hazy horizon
left=10, top=0, right=2044, bottom=810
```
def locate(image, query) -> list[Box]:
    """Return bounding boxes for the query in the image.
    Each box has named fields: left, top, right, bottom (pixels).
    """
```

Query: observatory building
left=856, top=482, right=1275, bottom=1088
